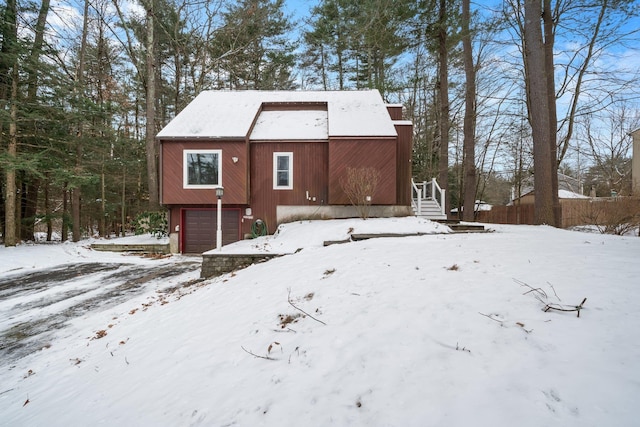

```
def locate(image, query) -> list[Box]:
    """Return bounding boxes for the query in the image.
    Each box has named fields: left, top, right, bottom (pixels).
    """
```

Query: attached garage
left=181, top=208, right=241, bottom=253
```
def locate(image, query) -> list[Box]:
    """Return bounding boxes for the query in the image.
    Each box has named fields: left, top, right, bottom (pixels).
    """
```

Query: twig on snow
left=456, top=342, right=471, bottom=353
left=544, top=298, right=588, bottom=318
left=241, top=346, right=276, bottom=361
left=515, top=279, right=587, bottom=318
left=479, top=312, right=504, bottom=324
left=547, top=282, right=561, bottom=302
left=287, top=288, right=326, bottom=326
left=514, top=278, right=548, bottom=304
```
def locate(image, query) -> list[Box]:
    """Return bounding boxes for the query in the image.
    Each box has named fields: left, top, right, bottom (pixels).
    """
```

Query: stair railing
left=430, top=178, right=446, bottom=216
left=411, top=179, right=423, bottom=216
left=412, top=178, right=446, bottom=217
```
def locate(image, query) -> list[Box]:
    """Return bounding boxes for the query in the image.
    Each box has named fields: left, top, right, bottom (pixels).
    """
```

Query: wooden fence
left=476, top=197, right=640, bottom=230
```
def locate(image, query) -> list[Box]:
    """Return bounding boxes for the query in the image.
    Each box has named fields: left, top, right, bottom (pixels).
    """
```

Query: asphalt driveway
left=0, top=259, right=201, bottom=365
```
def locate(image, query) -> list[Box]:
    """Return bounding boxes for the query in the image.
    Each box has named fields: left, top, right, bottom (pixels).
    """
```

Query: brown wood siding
left=386, top=105, right=403, bottom=120
left=181, top=208, right=241, bottom=253
left=250, top=142, right=328, bottom=230
left=395, top=123, right=413, bottom=206
left=168, top=206, right=181, bottom=232
left=160, top=140, right=248, bottom=205
left=328, top=138, right=397, bottom=205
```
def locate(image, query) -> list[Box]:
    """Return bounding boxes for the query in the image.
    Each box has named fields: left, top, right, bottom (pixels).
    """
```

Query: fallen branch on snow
left=287, top=288, right=326, bottom=326
left=543, top=298, right=588, bottom=318
left=241, top=346, right=276, bottom=361
left=515, top=279, right=587, bottom=318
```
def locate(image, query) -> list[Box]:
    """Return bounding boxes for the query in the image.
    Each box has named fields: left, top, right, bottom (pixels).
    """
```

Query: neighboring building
left=510, top=189, right=590, bottom=206
left=512, top=172, right=584, bottom=202
left=450, top=200, right=492, bottom=218
left=632, top=128, right=640, bottom=195
left=157, top=90, right=413, bottom=253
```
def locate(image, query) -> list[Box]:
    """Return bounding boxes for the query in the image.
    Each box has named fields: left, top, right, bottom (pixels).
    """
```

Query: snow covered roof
left=250, top=110, right=328, bottom=140
left=558, top=189, right=590, bottom=199
left=510, top=189, right=589, bottom=204
left=450, top=200, right=493, bottom=213
left=156, top=90, right=398, bottom=139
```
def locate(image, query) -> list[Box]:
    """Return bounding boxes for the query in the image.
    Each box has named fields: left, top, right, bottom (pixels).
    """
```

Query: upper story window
left=184, top=149, right=222, bottom=188
left=273, top=152, right=293, bottom=190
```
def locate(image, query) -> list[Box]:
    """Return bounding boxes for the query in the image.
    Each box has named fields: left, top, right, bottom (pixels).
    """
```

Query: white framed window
left=183, top=149, right=222, bottom=189
left=273, top=152, right=293, bottom=190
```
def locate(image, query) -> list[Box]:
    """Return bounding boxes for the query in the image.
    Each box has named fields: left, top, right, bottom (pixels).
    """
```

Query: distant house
left=511, top=172, right=584, bottom=202
left=510, top=189, right=590, bottom=206
left=450, top=200, right=492, bottom=219
left=157, top=90, right=413, bottom=253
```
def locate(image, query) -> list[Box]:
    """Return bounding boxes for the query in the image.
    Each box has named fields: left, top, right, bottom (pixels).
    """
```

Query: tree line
left=1, top=0, right=638, bottom=245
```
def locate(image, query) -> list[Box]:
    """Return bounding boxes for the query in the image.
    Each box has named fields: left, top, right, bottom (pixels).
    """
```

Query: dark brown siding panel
left=168, top=206, right=181, bottom=232
left=250, top=142, right=328, bottom=229
left=161, top=140, right=248, bottom=205
left=328, top=138, right=397, bottom=205
left=386, top=105, right=403, bottom=120
left=395, top=123, right=413, bottom=206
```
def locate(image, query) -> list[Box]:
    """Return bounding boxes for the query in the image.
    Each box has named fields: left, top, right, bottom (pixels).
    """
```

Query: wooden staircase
left=413, top=198, right=447, bottom=220
left=412, top=178, right=447, bottom=220
left=411, top=178, right=486, bottom=232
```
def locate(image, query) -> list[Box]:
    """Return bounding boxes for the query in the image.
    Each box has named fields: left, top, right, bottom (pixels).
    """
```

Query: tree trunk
left=121, top=167, right=127, bottom=237
left=146, top=0, right=160, bottom=210
left=21, top=179, right=39, bottom=241
left=2, top=0, right=18, bottom=246
left=524, top=0, right=555, bottom=225
left=100, top=161, right=106, bottom=237
left=437, top=0, right=450, bottom=217
left=45, top=177, right=52, bottom=241
left=62, top=183, right=69, bottom=242
left=72, top=185, right=81, bottom=241
left=72, top=0, right=90, bottom=242
left=5, top=61, right=19, bottom=246
left=461, top=0, right=476, bottom=222
left=543, top=0, right=561, bottom=226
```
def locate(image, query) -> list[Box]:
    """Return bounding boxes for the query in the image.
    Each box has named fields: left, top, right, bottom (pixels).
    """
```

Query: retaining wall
left=201, top=253, right=282, bottom=278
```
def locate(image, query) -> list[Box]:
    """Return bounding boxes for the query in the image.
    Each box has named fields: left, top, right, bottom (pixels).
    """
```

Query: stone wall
left=201, top=253, right=282, bottom=278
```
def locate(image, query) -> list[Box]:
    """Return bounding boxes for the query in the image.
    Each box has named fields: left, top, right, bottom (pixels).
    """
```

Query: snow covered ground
left=1, top=217, right=639, bottom=426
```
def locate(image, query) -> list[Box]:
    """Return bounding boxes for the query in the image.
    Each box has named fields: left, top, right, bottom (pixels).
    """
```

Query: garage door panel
left=183, top=209, right=240, bottom=253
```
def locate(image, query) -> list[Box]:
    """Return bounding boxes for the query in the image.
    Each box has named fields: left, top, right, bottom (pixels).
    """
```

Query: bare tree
left=580, top=101, right=639, bottom=196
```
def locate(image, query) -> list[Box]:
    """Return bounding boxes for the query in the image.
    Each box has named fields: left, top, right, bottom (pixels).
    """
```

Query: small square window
left=273, top=152, right=293, bottom=190
left=184, top=149, right=222, bottom=188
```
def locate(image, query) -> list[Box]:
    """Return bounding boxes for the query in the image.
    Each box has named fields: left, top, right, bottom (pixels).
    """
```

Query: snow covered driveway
left=0, top=259, right=201, bottom=364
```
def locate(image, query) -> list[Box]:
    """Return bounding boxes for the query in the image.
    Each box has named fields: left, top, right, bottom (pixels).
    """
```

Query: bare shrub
left=580, top=196, right=640, bottom=235
left=340, top=167, right=381, bottom=219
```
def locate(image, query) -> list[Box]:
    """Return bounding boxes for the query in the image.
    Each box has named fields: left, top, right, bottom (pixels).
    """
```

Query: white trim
left=273, top=152, right=293, bottom=190
left=183, top=149, right=222, bottom=189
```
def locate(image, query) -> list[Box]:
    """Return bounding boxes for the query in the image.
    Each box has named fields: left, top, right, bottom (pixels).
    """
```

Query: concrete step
left=435, top=220, right=487, bottom=233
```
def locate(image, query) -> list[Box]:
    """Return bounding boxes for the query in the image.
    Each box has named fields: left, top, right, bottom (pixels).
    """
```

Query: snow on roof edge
left=157, top=90, right=399, bottom=139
